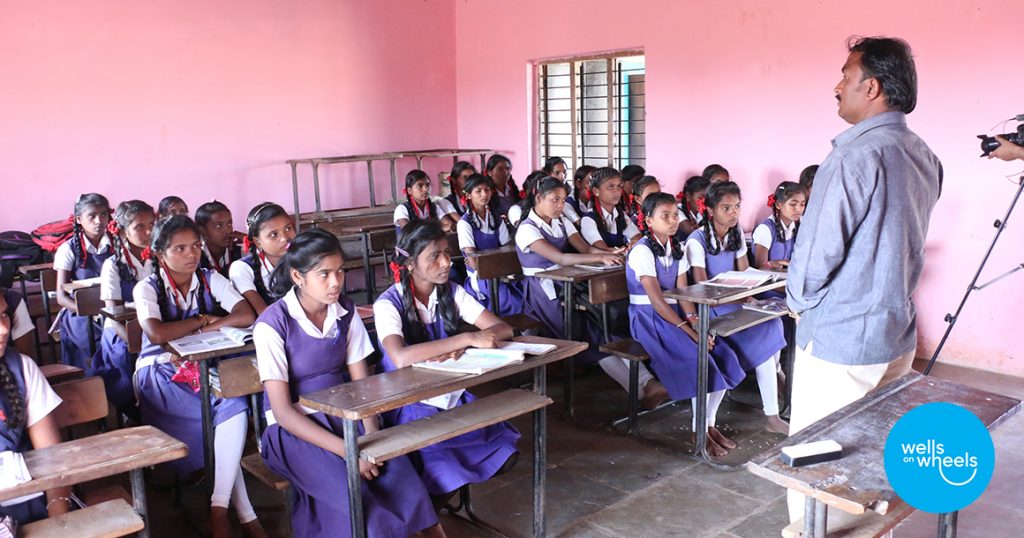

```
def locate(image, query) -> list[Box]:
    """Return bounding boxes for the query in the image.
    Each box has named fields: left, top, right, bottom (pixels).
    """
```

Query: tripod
left=923, top=174, right=1024, bottom=375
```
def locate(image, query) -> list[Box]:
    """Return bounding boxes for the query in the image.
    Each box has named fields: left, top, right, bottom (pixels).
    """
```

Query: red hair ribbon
left=636, top=207, right=646, bottom=232
left=402, top=187, right=408, bottom=196
left=675, top=191, right=684, bottom=202
left=140, top=246, right=153, bottom=261
left=389, top=261, right=402, bottom=284
left=766, top=194, right=777, bottom=208
left=625, top=193, right=635, bottom=208
left=107, top=220, right=120, bottom=235
left=67, top=213, right=75, bottom=223
left=242, top=236, right=251, bottom=253
left=696, top=198, right=707, bottom=214
left=459, top=195, right=468, bottom=208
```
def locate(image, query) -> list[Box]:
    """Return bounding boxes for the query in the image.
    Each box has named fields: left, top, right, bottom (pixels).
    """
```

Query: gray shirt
left=787, top=111, right=942, bottom=365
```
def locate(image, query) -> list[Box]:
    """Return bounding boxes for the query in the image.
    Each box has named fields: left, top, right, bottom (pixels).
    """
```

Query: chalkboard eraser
left=781, top=440, right=844, bottom=467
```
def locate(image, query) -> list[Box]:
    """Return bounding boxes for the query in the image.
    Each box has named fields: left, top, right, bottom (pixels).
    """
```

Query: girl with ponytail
left=568, top=165, right=596, bottom=218
left=505, top=170, right=547, bottom=228
left=677, top=175, right=710, bottom=237
left=229, top=203, right=295, bottom=316
left=54, top=193, right=114, bottom=368
left=484, top=154, right=520, bottom=217
left=196, top=201, right=243, bottom=277
left=457, top=174, right=524, bottom=316
left=684, top=181, right=789, bottom=435
left=629, top=175, right=661, bottom=226
left=95, top=200, right=156, bottom=415
left=579, top=167, right=641, bottom=250
left=255, top=228, right=444, bottom=537
left=394, top=170, right=459, bottom=239
left=373, top=220, right=520, bottom=504
left=752, top=181, right=807, bottom=271
left=133, top=215, right=265, bottom=537
left=445, top=161, right=476, bottom=215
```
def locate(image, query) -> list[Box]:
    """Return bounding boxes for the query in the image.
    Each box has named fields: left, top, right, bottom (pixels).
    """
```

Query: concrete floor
left=143, top=358, right=1024, bottom=537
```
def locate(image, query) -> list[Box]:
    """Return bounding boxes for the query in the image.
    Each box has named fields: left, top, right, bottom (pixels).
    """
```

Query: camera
left=978, top=123, right=1024, bottom=157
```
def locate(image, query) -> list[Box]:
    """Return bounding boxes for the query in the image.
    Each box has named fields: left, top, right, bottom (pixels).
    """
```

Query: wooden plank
left=747, top=373, right=1022, bottom=516
left=588, top=272, right=627, bottom=305
left=73, top=285, right=104, bottom=317
left=782, top=500, right=915, bottom=538
left=340, top=220, right=395, bottom=235
left=0, top=426, right=187, bottom=501
left=39, top=363, right=84, bottom=384
left=359, top=389, right=551, bottom=464
left=52, top=376, right=108, bottom=428
left=216, top=355, right=262, bottom=399
left=663, top=280, right=785, bottom=306
left=300, top=336, right=587, bottom=420
left=99, top=305, right=137, bottom=323
left=19, top=263, right=53, bottom=275
left=709, top=308, right=786, bottom=337
left=599, top=339, right=650, bottom=362
left=500, top=313, right=543, bottom=334
left=241, top=453, right=290, bottom=491
left=468, top=246, right=522, bottom=281
left=20, top=499, right=143, bottom=538
left=61, top=278, right=101, bottom=294
left=162, top=342, right=254, bottom=363
left=535, top=265, right=624, bottom=283
left=367, top=228, right=397, bottom=252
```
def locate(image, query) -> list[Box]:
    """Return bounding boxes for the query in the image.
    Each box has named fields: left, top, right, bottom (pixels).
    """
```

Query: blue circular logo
left=884, top=402, right=995, bottom=513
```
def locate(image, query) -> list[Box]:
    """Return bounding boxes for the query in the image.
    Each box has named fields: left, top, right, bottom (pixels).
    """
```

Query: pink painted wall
left=1, top=0, right=457, bottom=229
left=454, top=0, right=1024, bottom=376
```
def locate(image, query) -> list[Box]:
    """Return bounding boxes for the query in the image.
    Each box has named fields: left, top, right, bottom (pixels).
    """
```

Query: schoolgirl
left=505, top=170, right=547, bottom=229
left=484, top=154, right=520, bottom=218
left=394, top=170, right=459, bottom=237
left=196, top=201, right=242, bottom=277
left=752, top=182, right=807, bottom=271
left=578, top=167, right=641, bottom=249
left=2, top=288, right=34, bottom=358
left=677, top=175, right=710, bottom=237
left=457, top=173, right=524, bottom=316
left=445, top=161, right=476, bottom=215
left=158, top=195, right=189, bottom=218
left=229, top=203, right=295, bottom=316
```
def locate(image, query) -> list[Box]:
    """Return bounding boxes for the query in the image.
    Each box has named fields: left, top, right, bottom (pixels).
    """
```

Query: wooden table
left=0, top=425, right=187, bottom=538
left=17, top=263, right=56, bottom=360
left=747, top=373, right=1021, bottom=538
left=535, top=265, right=625, bottom=419
left=300, top=336, right=587, bottom=538
left=338, top=220, right=395, bottom=303
left=465, top=245, right=521, bottom=313
left=60, top=278, right=101, bottom=295
left=99, top=305, right=137, bottom=323
left=664, top=279, right=790, bottom=465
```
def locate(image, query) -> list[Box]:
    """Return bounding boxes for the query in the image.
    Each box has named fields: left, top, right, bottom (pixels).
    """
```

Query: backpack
left=0, top=231, right=44, bottom=288
left=31, top=219, right=75, bottom=254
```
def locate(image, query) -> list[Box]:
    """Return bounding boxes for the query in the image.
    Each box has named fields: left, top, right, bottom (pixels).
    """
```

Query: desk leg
left=131, top=468, right=150, bottom=538
left=87, top=316, right=97, bottom=360
left=803, top=496, right=827, bottom=538
left=361, top=232, right=373, bottom=304
left=343, top=418, right=366, bottom=538
left=532, top=365, right=547, bottom=537
left=694, top=303, right=711, bottom=461
left=199, top=362, right=216, bottom=500
left=562, top=283, right=576, bottom=421
left=41, top=287, right=56, bottom=364
left=781, top=317, right=797, bottom=418
left=489, top=277, right=500, bottom=317
left=938, top=511, right=958, bottom=538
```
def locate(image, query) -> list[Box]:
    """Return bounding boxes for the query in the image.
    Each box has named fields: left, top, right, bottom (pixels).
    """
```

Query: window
left=536, top=51, right=646, bottom=172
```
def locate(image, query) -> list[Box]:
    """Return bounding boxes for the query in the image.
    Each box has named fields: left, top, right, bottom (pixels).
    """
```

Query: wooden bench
left=39, top=363, right=85, bottom=384
left=470, top=246, right=542, bottom=335
left=781, top=500, right=915, bottom=538
left=20, top=498, right=143, bottom=538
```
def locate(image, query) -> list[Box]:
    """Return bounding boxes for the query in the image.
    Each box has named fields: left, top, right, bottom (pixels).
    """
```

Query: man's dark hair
left=847, top=36, right=917, bottom=114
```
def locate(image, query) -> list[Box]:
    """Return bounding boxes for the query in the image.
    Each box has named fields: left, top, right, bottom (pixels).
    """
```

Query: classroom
left=2, top=1, right=1023, bottom=537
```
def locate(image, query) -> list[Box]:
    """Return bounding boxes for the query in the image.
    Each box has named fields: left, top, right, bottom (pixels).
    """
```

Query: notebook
left=168, top=326, right=253, bottom=355
left=412, top=348, right=526, bottom=375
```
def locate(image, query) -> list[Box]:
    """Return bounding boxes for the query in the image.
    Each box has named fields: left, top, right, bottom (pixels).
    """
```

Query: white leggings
left=691, top=389, right=727, bottom=430
left=598, top=356, right=656, bottom=396
left=210, top=413, right=258, bottom=523
left=754, top=352, right=781, bottom=416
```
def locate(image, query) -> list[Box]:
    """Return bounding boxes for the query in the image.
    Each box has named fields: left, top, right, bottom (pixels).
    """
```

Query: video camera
left=978, top=116, right=1024, bottom=157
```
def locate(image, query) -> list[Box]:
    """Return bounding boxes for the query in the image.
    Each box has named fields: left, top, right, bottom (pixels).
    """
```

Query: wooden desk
left=747, top=373, right=1021, bottom=538
left=466, top=245, right=521, bottom=317
left=0, top=426, right=187, bottom=538
left=39, top=363, right=85, bottom=384
left=337, top=222, right=395, bottom=303
left=99, top=305, right=137, bottom=323
left=60, top=278, right=101, bottom=295
left=300, top=336, right=587, bottom=538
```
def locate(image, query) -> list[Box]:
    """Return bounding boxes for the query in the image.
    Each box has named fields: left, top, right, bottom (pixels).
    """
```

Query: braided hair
left=392, top=220, right=460, bottom=342
left=640, top=192, right=685, bottom=260
left=462, top=173, right=501, bottom=232
left=403, top=169, right=438, bottom=224
left=769, top=181, right=808, bottom=243
left=111, top=200, right=155, bottom=285
left=269, top=228, right=343, bottom=297
left=632, top=175, right=660, bottom=217
left=700, top=181, right=744, bottom=255
left=68, top=193, right=112, bottom=269
left=0, top=354, right=26, bottom=429
left=679, top=175, right=710, bottom=223
left=449, top=162, right=477, bottom=212
left=245, top=202, right=288, bottom=304
left=588, top=167, right=628, bottom=241
left=485, top=154, right=518, bottom=199
left=151, top=215, right=213, bottom=320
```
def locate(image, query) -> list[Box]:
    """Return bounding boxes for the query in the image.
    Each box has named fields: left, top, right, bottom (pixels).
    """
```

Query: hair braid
left=0, top=357, right=26, bottom=429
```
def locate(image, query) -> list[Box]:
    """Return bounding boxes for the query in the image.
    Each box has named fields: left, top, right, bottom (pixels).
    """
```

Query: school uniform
left=2, top=288, right=33, bottom=345
left=445, top=192, right=468, bottom=216
left=457, top=209, right=523, bottom=316
left=752, top=218, right=796, bottom=263
left=229, top=254, right=276, bottom=305
left=579, top=206, right=640, bottom=248
left=393, top=198, right=455, bottom=238
left=53, top=234, right=113, bottom=368
left=492, top=182, right=519, bottom=218
left=565, top=195, right=585, bottom=222
left=132, top=268, right=249, bottom=475
left=0, top=347, right=63, bottom=524
left=373, top=282, right=520, bottom=495
left=255, top=290, right=438, bottom=538
left=200, top=241, right=242, bottom=278
left=95, top=251, right=154, bottom=412
left=505, top=204, right=523, bottom=228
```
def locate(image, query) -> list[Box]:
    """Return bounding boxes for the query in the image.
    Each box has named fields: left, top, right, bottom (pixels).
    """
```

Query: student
left=677, top=175, right=710, bottom=237
left=542, top=156, right=568, bottom=181
left=628, top=193, right=745, bottom=456
left=2, top=288, right=35, bottom=358
left=133, top=215, right=264, bottom=537
left=158, top=196, right=189, bottom=218
left=515, top=177, right=667, bottom=407
left=702, top=164, right=730, bottom=184
left=196, top=201, right=242, bottom=277
left=484, top=154, right=520, bottom=218
left=374, top=220, right=520, bottom=502
left=505, top=170, right=547, bottom=228
left=445, top=161, right=477, bottom=215
left=753, top=182, right=807, bottom=271
left=95, top=200, right=156, bottom=416
left=798, top=164, right=819, bottom=199
left=394, top=169, right=458, bottom=237
left=620, top=164, right=646, bottom=202
left=632, top=175, right=661, bottom=212
left=579, top=167, right=641, bottom=249
left=230, top=203, right=295, bottom=316
left=566, top=165, right=596, bottom=221
left=685, top=181, right=788, bottom=434
left=255, top=229, right=443, bottom=538
left=54, top=193, right=114, bottom=369
left=0, top=293, right=72, bottom=523
left=457, top=173, right=524, bottom=316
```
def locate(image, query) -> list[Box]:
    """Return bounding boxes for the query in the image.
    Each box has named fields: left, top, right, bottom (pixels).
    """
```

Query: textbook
left=705, top=269, right=780, bottom=288
left=412, top=348, right=526, bottom=375
left=168, top=326, right=253, bottom=355
left=741, top=297, right=790, bottom=315
left=497, top=341, right=556, bottom=355
left=574, top=263, right=623, bottom=271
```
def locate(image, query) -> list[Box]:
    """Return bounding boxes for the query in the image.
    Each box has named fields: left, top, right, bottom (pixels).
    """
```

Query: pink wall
left=1, top=0, right=457, bottom=229
left=454, top=0, right=1024, bottom=376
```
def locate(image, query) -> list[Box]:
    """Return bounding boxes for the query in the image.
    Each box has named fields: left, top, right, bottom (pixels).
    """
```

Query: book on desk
left=574, top=263, right=623, bottom=271
left=412, top=341, right=557, bottom=375
left=168, top=326, right=253, bottom=355
left=706, top=268, right=784, bottom=288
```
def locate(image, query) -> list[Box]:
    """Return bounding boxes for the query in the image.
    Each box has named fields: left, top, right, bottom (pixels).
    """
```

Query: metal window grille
left=537, top=53, right=645, bottom=172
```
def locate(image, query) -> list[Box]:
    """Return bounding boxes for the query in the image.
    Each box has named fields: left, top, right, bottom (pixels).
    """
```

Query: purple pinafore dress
left=626, top=239, right=744, bottom=400
left=758, top=218, right=795, bottom=299
left=3, top=289, right=24, bottom=346
left=688, top=229, right=786, bottom=371
left=133, top=270, right=248, bottom=475
left=582, top=210, right=627, bottom=248
left=460, top=211, right=524, bottom=317
left=375, top=283, right=520, bottom=495
left=0, top=348, right=46, bottom=524
left=59, top=240, right=112, bottom=369
left=258, top=296, right=438, bottom=538
left=93, top=259, right=150, bottom=414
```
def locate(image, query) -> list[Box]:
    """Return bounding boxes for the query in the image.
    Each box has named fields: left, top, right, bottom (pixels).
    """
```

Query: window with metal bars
left=537, top=52, right=645, bottom=172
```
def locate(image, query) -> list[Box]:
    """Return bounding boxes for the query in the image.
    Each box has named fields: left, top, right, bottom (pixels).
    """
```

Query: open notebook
left=412, top=341, right=557, bottom=376
left=705, top=268, right=783, bottom=289
left=168, top=326, right=253, bottom=355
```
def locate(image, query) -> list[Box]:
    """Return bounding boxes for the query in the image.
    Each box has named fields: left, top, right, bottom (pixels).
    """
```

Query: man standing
left=785, top=36, right=942, bottom=522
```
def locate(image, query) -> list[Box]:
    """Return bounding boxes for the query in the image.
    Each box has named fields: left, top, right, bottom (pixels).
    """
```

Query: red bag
left=31, top=219, right=75, bottom=253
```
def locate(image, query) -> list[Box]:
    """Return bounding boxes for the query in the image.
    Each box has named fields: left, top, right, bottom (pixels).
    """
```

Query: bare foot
left=765, top=414, right=790, bottom=435
left=209, top=507, right=232, bottom=538
left=690, top=431, right=729, bottom=458
left=242, top=519, right=269, bottom=538
left=640, top=380, right=670, bottom=410
left=708, top=426, right=737, bottom=449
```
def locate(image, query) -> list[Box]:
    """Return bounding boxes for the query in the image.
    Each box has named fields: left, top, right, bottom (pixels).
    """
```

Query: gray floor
left=145, top=359, right=1024, bottom=537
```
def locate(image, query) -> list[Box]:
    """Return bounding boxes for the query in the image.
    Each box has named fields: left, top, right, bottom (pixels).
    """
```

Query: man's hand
left=989, top=136, right=1024, bottom=162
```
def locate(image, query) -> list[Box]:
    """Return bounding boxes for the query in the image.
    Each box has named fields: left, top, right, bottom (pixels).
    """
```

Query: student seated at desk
left=229, top=203, right=295, bottom=316
left=2, top=288, right=35, bottom=359
left=542, top=157, right=582, bottom=225
left=457, top=174, right=524, bottom=316
left=566, top=165, right=596, bottom=224
left=504, top=170, right=546, bottom=229
left=395, top=170, right=459, bottom=238
left=579, top=167, right=642, bottom=250
left=196, top=201, right=243, bottom=278
left=132, top=215, right=265, bottom=538
left=685, top=181, right=789, bottom=434
left=628, top=194, right=745, bottom=456
left=255, top=229, right=443, bottom=538
left=0, top=293, right=71, bottom=523
left=515, top=178, right=668, bottom=407
left=55, top=193, right=114, bottom=369
left=374, top=221, right=520, bottom=504
left=445, top=161, right=476, bottom=216
left=752, top=181, right=807, bottom=273
left=484, top=154, right=521, bottom=219
left=677, top=175, right=710, bottom=238
left=95, top=200, right=155, bottom=417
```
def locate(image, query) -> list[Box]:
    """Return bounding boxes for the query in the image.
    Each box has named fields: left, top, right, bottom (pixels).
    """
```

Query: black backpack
left=0, top=231, right=44, bottom=288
